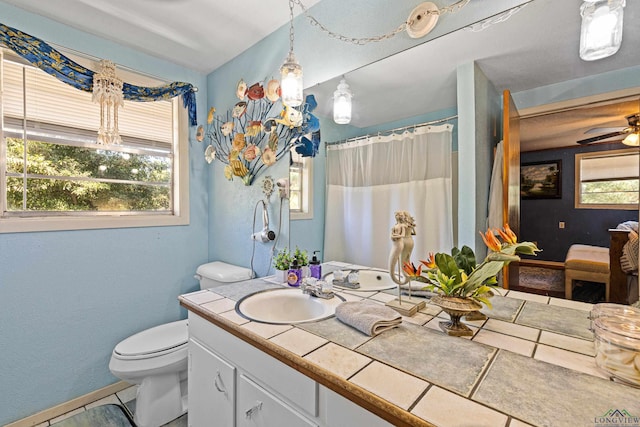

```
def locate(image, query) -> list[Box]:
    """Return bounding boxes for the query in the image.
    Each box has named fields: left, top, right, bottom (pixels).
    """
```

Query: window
left=289, top=149, right=313, bottom=220
left=575, top=148, right=639, bottom=209
left=0, top=50, right=189, bottom=232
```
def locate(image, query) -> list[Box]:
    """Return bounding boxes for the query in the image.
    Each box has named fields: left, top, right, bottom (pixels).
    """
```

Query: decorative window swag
left=200, top=78, right=320, bottom=186
left=0, top=22, right=197, bottom=126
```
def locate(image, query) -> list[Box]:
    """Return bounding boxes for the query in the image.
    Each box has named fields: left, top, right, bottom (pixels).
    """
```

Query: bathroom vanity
left=179, top=269, right=640, bottom=427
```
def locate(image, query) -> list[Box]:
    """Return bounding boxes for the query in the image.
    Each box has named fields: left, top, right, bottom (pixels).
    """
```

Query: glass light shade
left=280, top=52, right=303, bottom=107
left=623, top=132, right=639, bottom=146
left=333, top=79, right=352, bottom=125
left=579, top=0, right=625, bottom=61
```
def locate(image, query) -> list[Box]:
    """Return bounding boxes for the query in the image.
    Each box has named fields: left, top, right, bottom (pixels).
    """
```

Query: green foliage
left=451, top=246, right=476, bottom=275
left=273, top=248, right=292, bottom=270
left=420, top=238, right=540, bottom=308
left=5, top=138, right=171, bottom=211
left=292, top=246, right=309, bottom=266
left=582, top=180, right=639, bottom=205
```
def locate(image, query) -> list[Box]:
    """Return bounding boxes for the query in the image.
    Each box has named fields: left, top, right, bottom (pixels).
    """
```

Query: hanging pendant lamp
left=579, top=0, right=625, bottom=61
left=333, top=79, right=352, bottom=125
left=280, top=0, right=303, bottom=107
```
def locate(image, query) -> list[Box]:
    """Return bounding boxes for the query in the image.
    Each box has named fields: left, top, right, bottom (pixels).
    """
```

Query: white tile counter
left=179, top=270, right=640, bottom=427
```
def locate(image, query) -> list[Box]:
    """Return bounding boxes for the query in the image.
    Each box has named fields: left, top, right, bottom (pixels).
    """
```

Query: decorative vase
left=430, top=295, right=483, bottom=337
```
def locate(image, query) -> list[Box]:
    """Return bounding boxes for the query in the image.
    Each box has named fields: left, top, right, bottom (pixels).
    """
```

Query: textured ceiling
left=1, top=0, right=320, bottom=73
left=310, top=0, right=640, bottom=139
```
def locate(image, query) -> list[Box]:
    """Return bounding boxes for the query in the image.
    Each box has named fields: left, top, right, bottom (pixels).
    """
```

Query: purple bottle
left=309, top=251, right=322, bottom=280
left=287, top=260, right=301, bottom=287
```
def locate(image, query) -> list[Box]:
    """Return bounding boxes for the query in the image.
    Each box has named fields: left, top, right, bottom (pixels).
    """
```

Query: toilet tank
left=195, top=261, right=253, bottom=289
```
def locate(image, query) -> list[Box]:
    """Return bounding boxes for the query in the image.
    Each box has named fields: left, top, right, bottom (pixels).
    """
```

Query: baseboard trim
left=5, top=381, right=131, bottom=427
left=519, top=259, right=565, bottom=270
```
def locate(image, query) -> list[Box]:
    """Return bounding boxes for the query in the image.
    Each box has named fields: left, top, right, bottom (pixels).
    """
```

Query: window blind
left=2, top=55, right=172, bottom=148
left=581, top=152, right=639, bottom=181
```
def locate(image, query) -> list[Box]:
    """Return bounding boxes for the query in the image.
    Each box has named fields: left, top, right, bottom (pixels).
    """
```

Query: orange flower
left=420, top=252, right=436, bottom=269
left=480, top=229, right=502, bottom=252
left=497, top=223, right=518, bottom=245
left=403, top=261, right=422, bottom=278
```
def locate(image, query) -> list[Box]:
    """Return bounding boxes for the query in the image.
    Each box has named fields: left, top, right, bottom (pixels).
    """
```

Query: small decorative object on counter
left=293, top=247, right=310, bottom=279
left=387, top=210, right=424, bottom=316
left=273, top=247, right=292, bottom=283
left=287, top=259, right=302, bottom=287
left=404, top=224, right=540, bottom=336
left=593, top=311, right=640, bottom=386
left=310, top=250, right=322, bottom=279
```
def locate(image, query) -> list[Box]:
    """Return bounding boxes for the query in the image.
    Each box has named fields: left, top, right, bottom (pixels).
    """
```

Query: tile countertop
left=178, top=263, right=640, bottom=427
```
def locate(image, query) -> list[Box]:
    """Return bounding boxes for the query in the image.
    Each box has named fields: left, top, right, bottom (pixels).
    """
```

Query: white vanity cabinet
left=236, top=374, right=317, bottom=427
left=188, top=312, right=318, bottom=427
left=188, top=338, right=236, bottom=427
left=187, top=311, right=392, bottom=427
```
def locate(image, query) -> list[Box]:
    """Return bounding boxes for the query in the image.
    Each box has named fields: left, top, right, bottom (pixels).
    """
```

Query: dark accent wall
left=520, top=142, right=637, bottom=262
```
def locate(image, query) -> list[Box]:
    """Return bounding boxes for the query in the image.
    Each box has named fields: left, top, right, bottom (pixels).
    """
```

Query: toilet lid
left=114, top=319, right=188, bottom=357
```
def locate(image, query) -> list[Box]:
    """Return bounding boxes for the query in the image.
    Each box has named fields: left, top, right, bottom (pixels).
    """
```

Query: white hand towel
left=335, top=300, right=402, bottom=336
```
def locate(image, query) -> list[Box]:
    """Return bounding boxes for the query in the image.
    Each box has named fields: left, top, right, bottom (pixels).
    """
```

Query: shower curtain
left=324, top=124, right=454, bottom=269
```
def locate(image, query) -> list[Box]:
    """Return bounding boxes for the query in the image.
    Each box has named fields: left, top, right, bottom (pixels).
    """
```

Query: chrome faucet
left=301, top=279, right=334, bottom=299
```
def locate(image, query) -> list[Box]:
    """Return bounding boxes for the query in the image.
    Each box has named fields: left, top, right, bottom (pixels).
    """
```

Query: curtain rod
left=327, top=114, right=458, bottom=146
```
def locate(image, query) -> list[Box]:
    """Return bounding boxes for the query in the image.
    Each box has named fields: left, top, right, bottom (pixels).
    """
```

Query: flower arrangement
left=403, top=224, right=540, bottom=308
left=292, top=247, right=309, bottom=267
left=273, top=248, right=292, bottom=271
left=273, top=246, right=309, bottom=271
left=200, top=77, right=320, bottom=186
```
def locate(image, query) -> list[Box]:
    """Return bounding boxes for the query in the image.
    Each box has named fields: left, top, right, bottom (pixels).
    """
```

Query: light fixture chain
left=288, top=0, right=295, bottom=53
left=292, top=0, right=471, bottom=45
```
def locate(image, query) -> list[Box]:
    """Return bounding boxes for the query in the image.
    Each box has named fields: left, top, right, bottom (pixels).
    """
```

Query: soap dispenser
left=310, top=250, right=322, bottom=279
left=287, top=259, right=302, bottom=287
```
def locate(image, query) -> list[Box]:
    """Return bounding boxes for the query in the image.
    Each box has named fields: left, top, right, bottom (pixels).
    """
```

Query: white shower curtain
left=324, top=124, right=454, bottom=269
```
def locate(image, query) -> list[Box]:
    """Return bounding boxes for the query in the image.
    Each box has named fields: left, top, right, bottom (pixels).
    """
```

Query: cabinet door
left=188, top=339, right=235, bottom=427
left=237, top=374, right=317, bottom=427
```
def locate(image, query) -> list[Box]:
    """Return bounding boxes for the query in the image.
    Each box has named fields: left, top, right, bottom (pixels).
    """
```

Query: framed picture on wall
left=521, top=160, right=562, bottom=199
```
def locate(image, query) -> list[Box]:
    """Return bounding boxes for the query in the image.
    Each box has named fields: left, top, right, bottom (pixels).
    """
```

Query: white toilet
left=109, top=261, right=253, bottom=427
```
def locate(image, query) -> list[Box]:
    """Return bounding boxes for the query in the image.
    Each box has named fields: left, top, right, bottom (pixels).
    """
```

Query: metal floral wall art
left=201, top=77, right=320, bottom=186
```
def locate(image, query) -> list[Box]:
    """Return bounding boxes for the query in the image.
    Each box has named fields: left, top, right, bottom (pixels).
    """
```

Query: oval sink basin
left=324, top=269, right=397, bottom=291
left=235, top=288, right=345, bottom=325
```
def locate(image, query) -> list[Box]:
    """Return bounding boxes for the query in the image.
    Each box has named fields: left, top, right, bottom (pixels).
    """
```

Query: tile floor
left=39, top=385, right=187, bottom=427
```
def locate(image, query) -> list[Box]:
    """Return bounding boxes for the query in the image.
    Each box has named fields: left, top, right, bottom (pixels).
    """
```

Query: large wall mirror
left=289, top=0, right=640, bottom=302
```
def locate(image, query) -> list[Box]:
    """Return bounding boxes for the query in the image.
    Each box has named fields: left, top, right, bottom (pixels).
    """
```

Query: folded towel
left=335, top=300, right=402, bottom=336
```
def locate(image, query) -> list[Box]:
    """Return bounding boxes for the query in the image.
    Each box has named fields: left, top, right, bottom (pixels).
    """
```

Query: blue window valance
left=0, top=22, right=197, bottom=126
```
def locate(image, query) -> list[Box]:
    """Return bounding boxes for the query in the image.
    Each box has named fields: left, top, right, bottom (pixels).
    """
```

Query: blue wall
left=521, top=143, right=637, bottom=262
left=3, top=0, right=638, bottom=423
left=0, top=3, right=209, bottom=425
left=206, top=0, right=531, bottom=271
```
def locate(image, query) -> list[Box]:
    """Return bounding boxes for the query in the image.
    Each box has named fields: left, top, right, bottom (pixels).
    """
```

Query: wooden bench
left=565, top=244, right=610, bottom=301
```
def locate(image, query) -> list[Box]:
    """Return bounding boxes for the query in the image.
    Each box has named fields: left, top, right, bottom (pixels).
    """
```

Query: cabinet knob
left=245, top=401, right=263, bottom=419
left=213, top=370, right=227, bottom=396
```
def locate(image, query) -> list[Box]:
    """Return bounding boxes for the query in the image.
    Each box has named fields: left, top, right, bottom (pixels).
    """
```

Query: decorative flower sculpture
left=201, top=77, right=320, bottom=185
left=403, top=224, right=540, bottom=307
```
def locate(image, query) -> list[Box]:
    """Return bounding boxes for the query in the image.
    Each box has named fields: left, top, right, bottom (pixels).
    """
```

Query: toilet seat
left=113, top=319, right=188, bottom=361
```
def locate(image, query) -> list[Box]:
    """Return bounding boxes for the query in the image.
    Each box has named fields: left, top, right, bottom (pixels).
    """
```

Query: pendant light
left=280, top=0, right=303, bottom=107
left=333, top=79, right=353, bottom=124
left=579, top=0, right=625, bottom=61
left=623, top=132, right=639, bottom=147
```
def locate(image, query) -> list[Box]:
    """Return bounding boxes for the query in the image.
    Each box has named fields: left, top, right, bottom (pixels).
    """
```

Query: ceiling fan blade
left=584, top=126, right=626, bottom=134
left=577, top=130, right=626, bottom=145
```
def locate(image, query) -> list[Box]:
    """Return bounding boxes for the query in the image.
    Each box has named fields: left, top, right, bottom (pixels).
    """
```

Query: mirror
left=290, top=0, right=640, bottom=301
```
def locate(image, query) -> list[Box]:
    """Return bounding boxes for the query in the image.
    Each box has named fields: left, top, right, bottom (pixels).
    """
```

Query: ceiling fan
left=577, top=113, right=640, bottom=145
